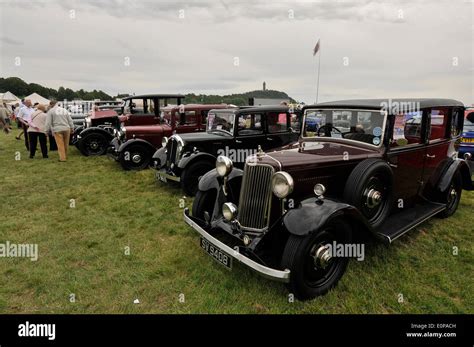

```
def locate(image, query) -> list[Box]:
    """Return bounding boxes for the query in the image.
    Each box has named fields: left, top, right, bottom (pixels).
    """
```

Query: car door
left=174, top=109, right=201, bottom=134
left=265, top=111, right=295, bottom=148
left=420, top=107, right=452, bottom=189
left=127, top=98, right=160, bottom=126
left=386, top=109, right=427, bottom=207
left=233, top=112, right=266, bottom=165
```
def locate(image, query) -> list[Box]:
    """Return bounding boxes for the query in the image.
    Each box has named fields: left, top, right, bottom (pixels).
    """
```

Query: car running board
left=375, top=201, right=446, bottom=244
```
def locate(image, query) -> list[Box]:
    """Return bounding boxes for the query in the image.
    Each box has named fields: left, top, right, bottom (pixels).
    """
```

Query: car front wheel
left=119, top=145, right=151, bottom=170
left=181, top=161, right=214, bottom=197
left=77, top=132, right=109, bottom=156
left=281, top=219, right=352, bottom=300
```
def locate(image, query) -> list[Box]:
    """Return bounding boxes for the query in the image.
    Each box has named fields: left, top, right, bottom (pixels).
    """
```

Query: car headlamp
left=271, top=171, right=294, bottom=199
left=162, top=136, right=168, bottom=148
left=216, top=156, right=233, bottom=177
left=222, top=202, right=238, bottom=221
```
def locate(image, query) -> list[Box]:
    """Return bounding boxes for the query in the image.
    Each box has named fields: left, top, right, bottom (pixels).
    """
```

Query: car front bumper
left=156, top=168, right=181, bottom=183
left=183, top=208, right=291, bottom=283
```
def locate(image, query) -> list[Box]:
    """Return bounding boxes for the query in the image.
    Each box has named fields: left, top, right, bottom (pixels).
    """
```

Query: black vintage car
left=153, top=106, right=301, bottom=196
left=184, top=98, right=473, bottom=300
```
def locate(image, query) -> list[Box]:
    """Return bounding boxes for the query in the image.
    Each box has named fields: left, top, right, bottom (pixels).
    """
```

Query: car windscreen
left=207, top=112, right=235, bottom=135
left=303, top=109, right=386, bottom=147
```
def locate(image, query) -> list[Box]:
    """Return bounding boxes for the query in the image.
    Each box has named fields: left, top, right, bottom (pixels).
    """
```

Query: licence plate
left=156, top=172, right=167, bottom=183
left=200, top=237, right=232, bottom=270
left=462, top=138, right=474, bottom=143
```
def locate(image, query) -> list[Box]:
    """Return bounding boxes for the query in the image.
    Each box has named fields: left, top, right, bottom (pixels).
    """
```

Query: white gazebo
left=25, top=92, right=49, bottom=105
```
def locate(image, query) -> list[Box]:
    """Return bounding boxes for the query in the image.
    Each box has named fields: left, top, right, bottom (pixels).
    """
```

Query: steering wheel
left=317, top=125, right=343, bottom=137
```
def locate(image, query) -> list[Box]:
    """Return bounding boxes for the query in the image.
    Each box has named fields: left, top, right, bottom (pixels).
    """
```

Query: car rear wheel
left=181, top=161, right=214, bottom=197
left=281, top=219, right=352, bottom=300
left=119, top=145, right=151, bottom=171
left=343, top=159, right=393, bottom=228
left=77, top=132, right=109, bottom=156
left=437, top=172, right=462, bottom=218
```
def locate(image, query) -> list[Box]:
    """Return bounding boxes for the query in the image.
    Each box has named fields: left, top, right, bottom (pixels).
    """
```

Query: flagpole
left=316, top=48, right=321, bottom=104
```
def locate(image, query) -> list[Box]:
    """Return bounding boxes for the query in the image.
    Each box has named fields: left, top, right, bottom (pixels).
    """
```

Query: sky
left=0, top=0, right=473, bottom=105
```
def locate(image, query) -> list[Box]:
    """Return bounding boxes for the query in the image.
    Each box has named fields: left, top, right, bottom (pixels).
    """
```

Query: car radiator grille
left=238, top=163, right=275, bottom=231
left=166, top=139, right=178, bottom=165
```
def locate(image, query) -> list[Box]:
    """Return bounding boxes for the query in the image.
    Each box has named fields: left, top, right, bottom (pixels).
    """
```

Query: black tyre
left=437, top=172, right=462, bottom=218
left=343, top=159, right=393, bottom=228
left=119, top=145, right=152, bottom=170
left=192, top=189, right=217, bottom=221
left=77, top=132, right=110, bottom=156
left=281, top=219, right=352, bottom=300
left=181, top=161, right=214, bottom=197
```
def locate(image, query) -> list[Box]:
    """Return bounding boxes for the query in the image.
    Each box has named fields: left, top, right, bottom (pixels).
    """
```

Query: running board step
left=375, top=201, right=446, bottom=244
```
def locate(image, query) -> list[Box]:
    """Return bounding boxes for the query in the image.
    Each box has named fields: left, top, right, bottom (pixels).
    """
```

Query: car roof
left=304, top=98, right=465, bottom=111
left=162, top=104, right=229, bottom=111
left=122, top=94, right=185, bottom=100
left=211, top=105, right=291, bottom=114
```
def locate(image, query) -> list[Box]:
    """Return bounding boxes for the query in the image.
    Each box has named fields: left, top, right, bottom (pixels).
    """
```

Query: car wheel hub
left=132, top=154, right=142, bottom=163
left=90, top=141, right=98, bottom=150
left=312, top=244, right=332, bottom=269
left=366, top=189, right=382, bottom=208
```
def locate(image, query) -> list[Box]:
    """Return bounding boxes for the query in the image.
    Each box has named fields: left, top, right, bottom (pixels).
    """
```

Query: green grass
left=0, top=132, right=473, bottom=314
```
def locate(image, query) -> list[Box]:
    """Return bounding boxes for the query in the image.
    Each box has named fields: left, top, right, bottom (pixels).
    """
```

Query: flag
left=313, top=39, right=320, bottom=56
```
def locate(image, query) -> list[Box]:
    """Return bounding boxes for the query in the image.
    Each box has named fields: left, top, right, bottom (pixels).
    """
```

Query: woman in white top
left=27, top=104, right=48, bottom=158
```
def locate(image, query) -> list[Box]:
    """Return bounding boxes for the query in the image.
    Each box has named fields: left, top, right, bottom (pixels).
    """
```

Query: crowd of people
left=0, top=99, right=75, bottom=161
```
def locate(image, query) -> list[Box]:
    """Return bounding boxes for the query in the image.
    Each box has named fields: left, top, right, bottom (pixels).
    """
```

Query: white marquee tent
left=25, top=92, right=49, bottom=105
left=1, top=91, right=20, bottom=103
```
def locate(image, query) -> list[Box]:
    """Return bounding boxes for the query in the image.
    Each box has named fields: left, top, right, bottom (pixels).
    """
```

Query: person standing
left=27, top=104, right=48, bottom=158
left=45, top=101, right=74, bottom=162
left=17, top=99, right=34, bottom=150
left=0, top=103, right=12, bottom=134
left=46, top=101, right=58, bottom=151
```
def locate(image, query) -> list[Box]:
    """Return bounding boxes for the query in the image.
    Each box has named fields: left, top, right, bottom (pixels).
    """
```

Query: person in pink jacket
left=27, top=104, right=48, bottom=158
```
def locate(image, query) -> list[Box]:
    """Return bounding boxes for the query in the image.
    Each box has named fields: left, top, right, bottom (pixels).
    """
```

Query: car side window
left=390, top=111, right=423, bottom=147
left=450, top=108, right=462, bottom=137
left=290, top=112, right=300, bottom=131
left=429, top=108, right=448, bottom=141
left=267, top=112, right=289, bottom=133
left=201, top=110, right=209, bottom=125
left=238, top=113, right=263, bottom=136
left=178, top=110, right=197, bottom=125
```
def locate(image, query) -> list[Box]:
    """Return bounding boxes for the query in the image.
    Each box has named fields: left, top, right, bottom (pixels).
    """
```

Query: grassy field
left=0, top=132, right=473, bottom=314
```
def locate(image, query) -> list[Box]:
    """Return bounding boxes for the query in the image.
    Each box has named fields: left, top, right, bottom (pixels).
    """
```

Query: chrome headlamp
left=222, top=202, right=238, bottom=221
left=85, top=116, right=91, bottom=128
left=216, top=156, right=233, bottom=177
left=162, top=136, right=169, bottom=148
left=271, top=171, right=294, bottom=199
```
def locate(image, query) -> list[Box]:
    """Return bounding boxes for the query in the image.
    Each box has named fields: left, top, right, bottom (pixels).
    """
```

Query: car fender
left=198, top=168, right=244, bottom=192
left=178, top=152, right=217, bottom=170
left=438, top=158, right=473, bottom=191
left=152, top=146, right=167, bottom=168
left=283, top=198, right=373, bottom=237
left=118, top=138, right=156, bottom=154
left=78, top=127, right=114, bottom=140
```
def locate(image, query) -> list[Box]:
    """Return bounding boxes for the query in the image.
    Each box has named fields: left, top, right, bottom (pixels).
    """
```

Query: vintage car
left=153, top=106, right=301, bottom=196
left=459, top=108, right=474, bottom=169
left=74, top=94, right=184, bottom=156
left=183, top=98, right=473, bottom=300
left=107, top=104, right=230, bottom=170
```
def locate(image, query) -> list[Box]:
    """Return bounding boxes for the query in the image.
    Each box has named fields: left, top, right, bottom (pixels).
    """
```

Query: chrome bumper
left=183, top=208, right=290, bottom=283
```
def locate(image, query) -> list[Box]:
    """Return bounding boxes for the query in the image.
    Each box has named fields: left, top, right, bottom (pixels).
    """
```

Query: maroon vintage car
left=184, top=98, right=473, bottom=300
left=75, top=94, right=185, bottom=156
left=107, top=104, right=232, bottom=170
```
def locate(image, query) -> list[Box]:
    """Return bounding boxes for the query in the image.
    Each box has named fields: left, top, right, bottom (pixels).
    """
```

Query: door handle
left=266, top=137, right=273, bottom=141
left=235, top=140, right=242, bottom=143
left=426, top=154, right=436, bottom=158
